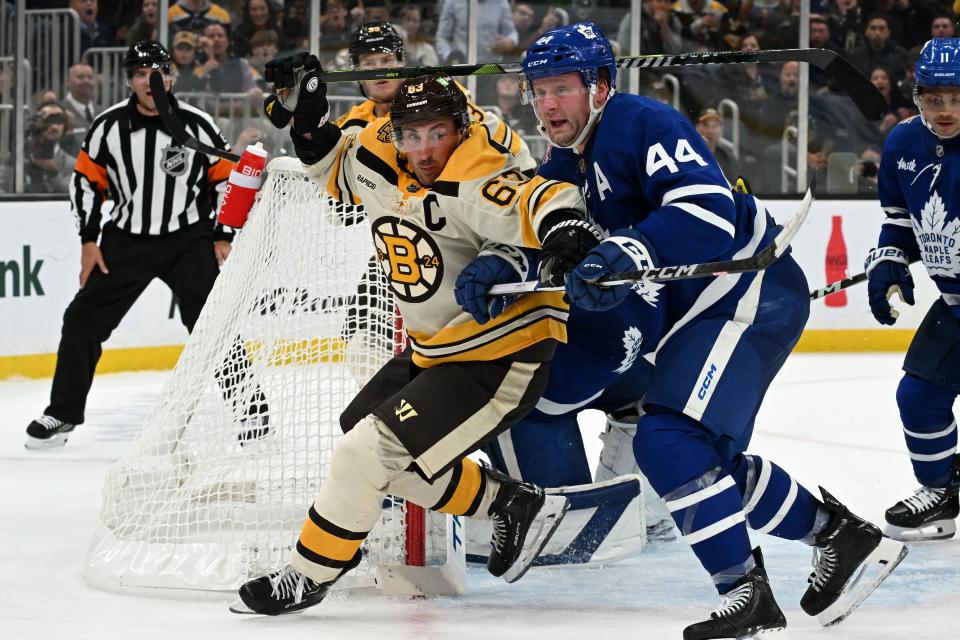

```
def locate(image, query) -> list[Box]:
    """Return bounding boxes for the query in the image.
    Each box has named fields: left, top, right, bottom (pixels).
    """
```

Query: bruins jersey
left=305, top=119, right=584, bottom=368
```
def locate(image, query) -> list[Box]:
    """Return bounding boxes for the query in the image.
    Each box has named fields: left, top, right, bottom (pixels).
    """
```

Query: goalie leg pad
left=466, top=474, right=645, bottom=566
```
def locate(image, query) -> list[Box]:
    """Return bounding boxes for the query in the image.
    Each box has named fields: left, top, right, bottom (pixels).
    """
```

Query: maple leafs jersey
left=537, top=92, right=780, bottom=372
left=878, top=116, right=960, bottom=314
left=302, top=118, right=585, bottom=368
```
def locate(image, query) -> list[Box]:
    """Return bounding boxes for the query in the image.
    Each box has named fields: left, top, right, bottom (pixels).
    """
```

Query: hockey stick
left=488, top=187, right=813, bottom=295
left=810, top=272, right=867, bottom=301
left=314, top=48, right=884, bottom=122
left=150, top=71, right=241, bottom=162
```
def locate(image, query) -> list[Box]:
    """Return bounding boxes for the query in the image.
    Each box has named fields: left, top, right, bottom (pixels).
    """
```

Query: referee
left=25, top=41, right=266, bottom=448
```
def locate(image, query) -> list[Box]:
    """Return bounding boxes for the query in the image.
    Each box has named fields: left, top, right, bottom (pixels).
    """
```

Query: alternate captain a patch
left=372, top=216, right=444, bottom=302
left=159, top=144, right=189, bottom=177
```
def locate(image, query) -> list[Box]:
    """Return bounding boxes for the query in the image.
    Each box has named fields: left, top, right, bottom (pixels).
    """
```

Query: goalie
left=234, top=59, right=594, bottom=615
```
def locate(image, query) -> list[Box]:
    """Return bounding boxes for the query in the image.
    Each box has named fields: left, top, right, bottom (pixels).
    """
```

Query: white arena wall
left=0, top=197, right=935, bottom=379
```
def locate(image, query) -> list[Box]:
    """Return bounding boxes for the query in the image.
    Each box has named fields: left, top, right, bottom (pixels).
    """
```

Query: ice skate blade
left=738, top=628, right=787, bottom=639
left=24, top=433, right=70, bottom=450
left=228, top=598, right=255, bottom=614
left=883, top=519, right=956, bottom=541
left=502, top=495, right=570, bottom=584
left=816, top=536, right=908, bottom=627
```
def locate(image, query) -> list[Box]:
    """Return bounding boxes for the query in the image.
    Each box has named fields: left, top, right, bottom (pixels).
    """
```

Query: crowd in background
left=7, top=0, right=959, bottom=196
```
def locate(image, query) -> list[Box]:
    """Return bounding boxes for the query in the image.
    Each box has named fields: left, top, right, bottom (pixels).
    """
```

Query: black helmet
left=123, top=40, right=173, bottom=77
left=349, top=21, right=404, bottom=67
left=390, top=74, right=470, bottom=146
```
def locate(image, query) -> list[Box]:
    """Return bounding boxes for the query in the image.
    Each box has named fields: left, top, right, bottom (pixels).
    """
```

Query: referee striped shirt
left=71, top=95, right=235, bottom=242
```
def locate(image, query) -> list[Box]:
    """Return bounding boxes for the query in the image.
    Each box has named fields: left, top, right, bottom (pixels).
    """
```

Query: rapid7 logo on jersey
left=645, top=139, right=708, bottom=175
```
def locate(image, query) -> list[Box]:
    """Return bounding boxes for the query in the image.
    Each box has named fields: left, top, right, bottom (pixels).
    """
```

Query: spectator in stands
left=855, top=145, right=881, bottom=193
left=233, top=0, right=280, bottom=57
left=248, top=29, right=280, bottom=87
left=824, top=0, right=863, bottom=53
left=619, top=0, right=684, bottom=55
left=169, top=0, right=232, bottom=35
left=757, top=60, right=800, bottom=140
left=672, top=0, right=729, bottom=51
left=931, top=12, right=956, bottom=39
left=436, top=0, right=518, bottom=64
left=695, top=107, right=739, bottom=180
left=399, top=5, right=439, bottom=67
left=807, top=14, right=837, bottom=92
left=171, top=30, right=206, bottom=92
left=850, top=14, right=907, bottom=80
left=506, top=3, right=562, bottom=56
left=32, top=89, right=59, bottom=110
left=62, top=64, right=98, bottom=137
left=318, top=0, right=356, bottom=65
left=493, top=74, right=539, bottom=136
left=196, top=22, right=258, bottom=93
left=281, top=0, right=310, bottom=52
left=70, top=0, right=116, bottom=53
left=887, top=0, right=937, bottom=51
left=126, top=0, right=160, bottom=46
left=869, top=64, right=915, bottom=140
left=24, top=101, right=76, bottom=194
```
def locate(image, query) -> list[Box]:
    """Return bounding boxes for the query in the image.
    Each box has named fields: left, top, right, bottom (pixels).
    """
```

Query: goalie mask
left=390, top=74, right=470, bottom=153
left=914, top=38, right=960, bottom=139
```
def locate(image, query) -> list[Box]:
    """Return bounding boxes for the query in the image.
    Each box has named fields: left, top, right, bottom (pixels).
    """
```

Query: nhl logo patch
left=160, top=144, right=188, bottom=177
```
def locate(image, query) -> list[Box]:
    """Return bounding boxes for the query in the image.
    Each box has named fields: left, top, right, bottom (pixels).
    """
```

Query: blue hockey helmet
left=521, top=22, right=617, bottom=93
left=915, top=38, right=960, bottom=89
left=520, top=22, right=617, bottom=149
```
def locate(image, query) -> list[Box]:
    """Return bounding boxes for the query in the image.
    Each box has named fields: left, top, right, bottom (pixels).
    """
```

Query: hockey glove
left=865, top=246, right=915, bottom=325
left=455, top=243, right=533, bottom=324
left=538, top=210, right=605, bottom=287
left=263, top=94, right=293, bottom=129
left=568, top=236, right=657, bottom=312
left=264, top=52, right=321, bottom=96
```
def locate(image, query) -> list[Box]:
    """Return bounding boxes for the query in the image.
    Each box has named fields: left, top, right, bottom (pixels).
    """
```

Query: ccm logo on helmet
left=528, top=59, right=548, bottom=66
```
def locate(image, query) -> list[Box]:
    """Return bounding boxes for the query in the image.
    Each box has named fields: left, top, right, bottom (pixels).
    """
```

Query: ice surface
left=2, top=355, right=958, bottom=639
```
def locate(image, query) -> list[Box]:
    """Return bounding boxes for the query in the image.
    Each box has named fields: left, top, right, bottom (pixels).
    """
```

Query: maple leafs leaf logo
left=631, top=280, right=663, bottom=307
left=914, top=190, right=960, bottom=278
left=615, top=326, right=644, bottom=374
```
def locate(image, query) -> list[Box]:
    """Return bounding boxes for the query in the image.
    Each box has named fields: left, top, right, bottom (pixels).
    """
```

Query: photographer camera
left=26, top=101, right=76, bottom=194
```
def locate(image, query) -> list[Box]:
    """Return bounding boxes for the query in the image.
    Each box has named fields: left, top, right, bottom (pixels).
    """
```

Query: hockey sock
left=430, top=458, right=499, bottom=517
left=635, top=410, right=753, bottom=593
left=725, top=453, right=822, bottom=543
left=897, top=374, right=958, bottom=487
left=293, top=505, right=367, bottom=583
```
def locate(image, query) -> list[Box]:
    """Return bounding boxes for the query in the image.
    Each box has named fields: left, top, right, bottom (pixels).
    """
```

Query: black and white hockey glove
left=538, top=210, right=605, bottom=287
left=264, top=53, right=328, bottom=137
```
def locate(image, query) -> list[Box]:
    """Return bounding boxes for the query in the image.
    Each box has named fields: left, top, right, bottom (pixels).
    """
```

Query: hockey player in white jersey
left=866, top=38, right=960, bottom=541
left=233, top=60, right=590, bottom=615
left=458, top=22, right=908, bottom=638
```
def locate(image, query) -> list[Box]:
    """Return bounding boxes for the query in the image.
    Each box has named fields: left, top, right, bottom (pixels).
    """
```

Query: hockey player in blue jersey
left=454, top=22, right=907, bottom=638
left=866, top=38, right=960, bottom=542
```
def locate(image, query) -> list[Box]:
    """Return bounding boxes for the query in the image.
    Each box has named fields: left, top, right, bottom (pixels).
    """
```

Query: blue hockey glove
left=455, top=244, right=531, bottom=324
left=568, top=236, right=656, bottom=312
left=865, top=246, right=914, bottom=326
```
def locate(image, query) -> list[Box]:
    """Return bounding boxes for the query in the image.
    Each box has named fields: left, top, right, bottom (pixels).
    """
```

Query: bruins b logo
left=372, top=217, right=444, bottom=302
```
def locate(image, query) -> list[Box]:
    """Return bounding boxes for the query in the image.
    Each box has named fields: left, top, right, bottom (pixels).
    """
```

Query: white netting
left=86, top=157, right=423, bottom=593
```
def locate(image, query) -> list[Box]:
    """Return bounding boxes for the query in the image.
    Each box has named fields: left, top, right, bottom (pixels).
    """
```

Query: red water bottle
left=825, top=215, right=848, bottom=307
left=217, top=142, right=268, bottom=228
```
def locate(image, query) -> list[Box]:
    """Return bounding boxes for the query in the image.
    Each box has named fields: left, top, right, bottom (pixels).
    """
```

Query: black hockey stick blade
left=315, top=48, right=884, bottom=121
left=488, top=186, right=814, bottom=295
left=149, top=71, right=240, bottom=162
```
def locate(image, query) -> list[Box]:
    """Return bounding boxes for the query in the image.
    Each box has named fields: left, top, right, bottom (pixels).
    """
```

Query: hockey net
left=86, top=157, right=450, bottom=594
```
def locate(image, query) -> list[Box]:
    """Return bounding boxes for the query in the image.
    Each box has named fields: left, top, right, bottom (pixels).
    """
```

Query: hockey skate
left=800, top=487, right=908, bottom=627
left=683, top=548, right=786, bottom=640
left=884, top=456, right=960, bottom=541
left=230, top=550, right=361, bottom=615
left=485, top=469, right=570, bottom=583
left=25, top=415, right=76, bottom=450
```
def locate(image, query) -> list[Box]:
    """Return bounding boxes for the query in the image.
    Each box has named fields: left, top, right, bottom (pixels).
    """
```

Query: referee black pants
left=45, top=222, right=221, bottom=425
